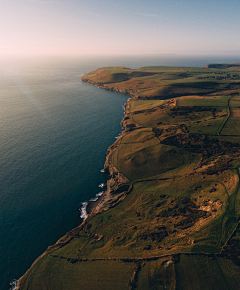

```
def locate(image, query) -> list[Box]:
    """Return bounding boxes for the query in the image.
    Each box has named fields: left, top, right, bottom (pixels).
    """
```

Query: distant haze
left=1, top=0, right=240, bottom=57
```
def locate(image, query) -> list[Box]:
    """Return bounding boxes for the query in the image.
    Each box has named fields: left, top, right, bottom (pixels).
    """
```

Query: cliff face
left=104, top=140, right=129, bottom=185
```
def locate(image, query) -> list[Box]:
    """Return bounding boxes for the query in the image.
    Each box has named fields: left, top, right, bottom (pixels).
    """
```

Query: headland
left=17, top=64, right=240, bottom=289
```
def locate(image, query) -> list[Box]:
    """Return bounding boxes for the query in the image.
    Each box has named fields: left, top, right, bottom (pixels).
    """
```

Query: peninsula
left=17, top=64, right=240, bottom=289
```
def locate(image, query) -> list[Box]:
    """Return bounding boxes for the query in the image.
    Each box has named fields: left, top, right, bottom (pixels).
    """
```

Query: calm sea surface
left=1, top=55, right=240, bottom=290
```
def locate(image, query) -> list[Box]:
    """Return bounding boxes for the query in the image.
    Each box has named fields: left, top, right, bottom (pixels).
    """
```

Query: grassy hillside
left=18, top=64, right=240, bottom=290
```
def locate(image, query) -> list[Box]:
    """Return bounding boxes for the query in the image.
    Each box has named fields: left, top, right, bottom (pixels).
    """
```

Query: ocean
left=1, top=54, right=240, bottom=290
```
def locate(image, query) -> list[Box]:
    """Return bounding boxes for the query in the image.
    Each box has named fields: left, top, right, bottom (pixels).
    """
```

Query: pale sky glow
left=1, top=0, right=240, bottom=56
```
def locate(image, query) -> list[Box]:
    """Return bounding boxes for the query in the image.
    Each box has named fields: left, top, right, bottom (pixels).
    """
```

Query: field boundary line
left=218, top=95, right=232, bottom=135
left=48, top=251, right=227, bottom=264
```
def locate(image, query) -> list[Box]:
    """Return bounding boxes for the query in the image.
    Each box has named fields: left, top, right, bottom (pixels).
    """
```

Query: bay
left=1, top=55, right=240, bottom=290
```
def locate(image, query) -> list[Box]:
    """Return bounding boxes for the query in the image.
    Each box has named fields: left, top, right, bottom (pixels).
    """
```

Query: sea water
left=1, top=55, right=240, bottom=290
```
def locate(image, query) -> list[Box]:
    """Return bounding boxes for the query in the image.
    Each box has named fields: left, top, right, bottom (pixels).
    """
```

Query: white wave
left=100, top=169, right=105, bottom=173
left=96, top=191, right=104, bottom=197
left=80, top=191, right=105, bottom=219
left=90, top=197, right=98, bottom=202
left=9, top=280, right=18, bottom=290
left=89, top=191, right=104, bottom=201
left=98, top=183, right=106, bottom=188
left=80, top=202, right=88, bottom=220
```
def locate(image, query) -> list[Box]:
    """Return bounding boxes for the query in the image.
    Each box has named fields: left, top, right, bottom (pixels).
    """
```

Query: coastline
left=80, top=182, right=109, bottom=219
left=16, top=64, right=240, bottom=290
left=79, top=84, right=132, bottom=219
left=17, top=76, right=131, bottom=290
left=81, top=78, right=139, bottom=100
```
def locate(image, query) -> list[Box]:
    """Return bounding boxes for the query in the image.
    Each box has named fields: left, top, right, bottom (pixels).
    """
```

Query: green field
left=176, top=95, right=230, bottom=107
left=20, top=256, right=135, bottom=290
left=137, top=258, right=176, bottom=290
left=20, top=254, right=240, bottom=290
left=112, top=131, right=199, bottom=180
left=130, top=99, right=166, bottom=112
left=138, top=255, right=240, bottom=290
left=175, top=255, right=240, bottom=290
left=221, top=117, right=240, bottom=135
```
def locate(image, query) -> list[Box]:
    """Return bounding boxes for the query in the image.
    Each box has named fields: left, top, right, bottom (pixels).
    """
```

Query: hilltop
left=204, top=63, right=240, bottom=70
left=18, top=64, right=240, bottom=290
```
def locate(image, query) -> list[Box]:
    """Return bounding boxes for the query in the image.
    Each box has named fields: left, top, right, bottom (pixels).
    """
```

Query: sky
left=1, top=0, right=240, bottom=56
